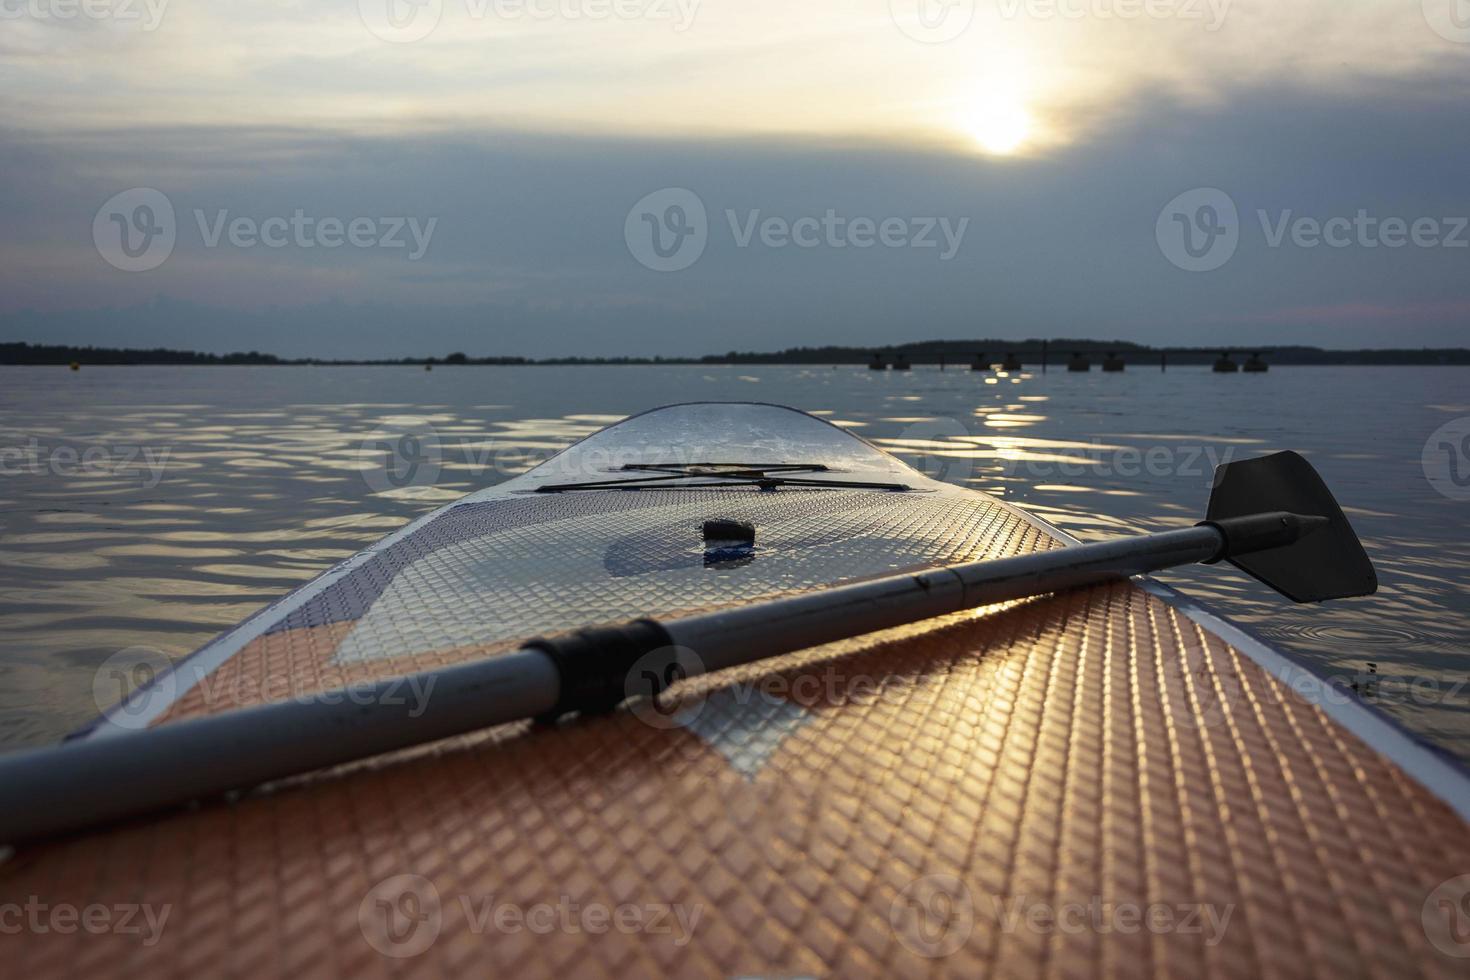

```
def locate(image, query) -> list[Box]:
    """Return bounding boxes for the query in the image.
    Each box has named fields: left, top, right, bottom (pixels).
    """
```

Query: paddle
left=0, top=451, right=1375, bottom=845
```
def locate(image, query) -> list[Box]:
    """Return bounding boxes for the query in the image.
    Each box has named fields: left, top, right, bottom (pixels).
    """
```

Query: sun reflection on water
left=0, top=363, right=1466, bottom=760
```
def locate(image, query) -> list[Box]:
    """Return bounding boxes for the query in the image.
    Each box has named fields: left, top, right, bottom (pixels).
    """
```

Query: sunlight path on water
left=0, top=363, right=1465, bottom=760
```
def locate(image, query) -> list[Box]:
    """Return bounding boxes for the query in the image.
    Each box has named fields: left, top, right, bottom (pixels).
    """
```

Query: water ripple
left=0, top=363, right=1466, bottom=762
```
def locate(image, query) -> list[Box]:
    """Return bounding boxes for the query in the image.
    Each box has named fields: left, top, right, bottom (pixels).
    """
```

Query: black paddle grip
left=525, top=619, right=676, bottom=721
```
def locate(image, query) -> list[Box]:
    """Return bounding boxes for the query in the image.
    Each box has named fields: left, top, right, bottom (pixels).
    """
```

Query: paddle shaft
left=0, top=520, right=1278, bottom=844
left=670, top=524, right=1221, bottom=672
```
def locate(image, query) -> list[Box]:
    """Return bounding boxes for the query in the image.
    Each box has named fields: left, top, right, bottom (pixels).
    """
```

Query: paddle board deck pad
left=4, top=402, right=1469, bottom=976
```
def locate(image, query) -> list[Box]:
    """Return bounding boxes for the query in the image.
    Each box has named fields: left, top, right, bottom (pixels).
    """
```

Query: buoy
left=69, top=361, right=80, bottom=372
left=425, top=363, right=433, bottom=372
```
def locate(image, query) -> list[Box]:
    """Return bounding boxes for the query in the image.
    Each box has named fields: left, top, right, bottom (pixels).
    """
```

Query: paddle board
left=4, top=401, right=1469, bottom=976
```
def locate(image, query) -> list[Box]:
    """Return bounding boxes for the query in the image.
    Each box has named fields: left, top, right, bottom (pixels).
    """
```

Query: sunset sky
left=2, top=1, right=1468, bottom=356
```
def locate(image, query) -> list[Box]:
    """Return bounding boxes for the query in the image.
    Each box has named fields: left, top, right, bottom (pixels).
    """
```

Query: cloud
left=2, top=2, right=1468, bottom=355
left=4, top=2, right=1468, bottom=141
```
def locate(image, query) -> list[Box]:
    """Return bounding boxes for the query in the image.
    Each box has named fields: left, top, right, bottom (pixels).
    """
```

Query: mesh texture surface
left=2, top=486, right=1467, bottom=977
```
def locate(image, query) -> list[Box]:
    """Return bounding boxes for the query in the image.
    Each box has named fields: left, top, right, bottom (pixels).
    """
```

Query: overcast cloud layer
left=2, top=1, right=1468, bottom=357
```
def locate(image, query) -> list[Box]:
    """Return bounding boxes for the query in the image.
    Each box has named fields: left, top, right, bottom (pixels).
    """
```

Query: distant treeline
left=711, top=340, right=1470, bottom=366
left=1, top=342, right=284, bottom=365
left=3, top=340, right=1467, bottom=367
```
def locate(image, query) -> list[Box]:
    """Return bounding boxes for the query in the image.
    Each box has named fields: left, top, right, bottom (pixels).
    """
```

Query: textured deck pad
left=152, top=487, right=1057, bottom=723
left=3, top=581, right=1467, bottom=977
left=4, top=398, right=1468, bottom=980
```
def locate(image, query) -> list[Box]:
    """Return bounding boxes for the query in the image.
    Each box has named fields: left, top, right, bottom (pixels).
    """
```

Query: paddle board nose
left=518, top=402, right=917, bottom=489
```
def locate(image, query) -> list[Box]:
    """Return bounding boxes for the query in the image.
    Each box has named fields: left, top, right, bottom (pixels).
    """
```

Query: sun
left=960, top=95, right=1033, bottom=155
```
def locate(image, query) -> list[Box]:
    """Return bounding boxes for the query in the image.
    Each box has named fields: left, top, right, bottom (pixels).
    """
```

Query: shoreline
left=4, top=340, right=1469, bottom=369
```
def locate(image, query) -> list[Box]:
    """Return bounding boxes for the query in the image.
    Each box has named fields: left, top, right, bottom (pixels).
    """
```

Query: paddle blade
left=1207, top=451, right=1377, bottom=602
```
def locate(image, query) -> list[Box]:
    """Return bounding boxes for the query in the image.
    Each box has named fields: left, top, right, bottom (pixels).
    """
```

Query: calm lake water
left=1, top=364, right=1467, bottom=761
